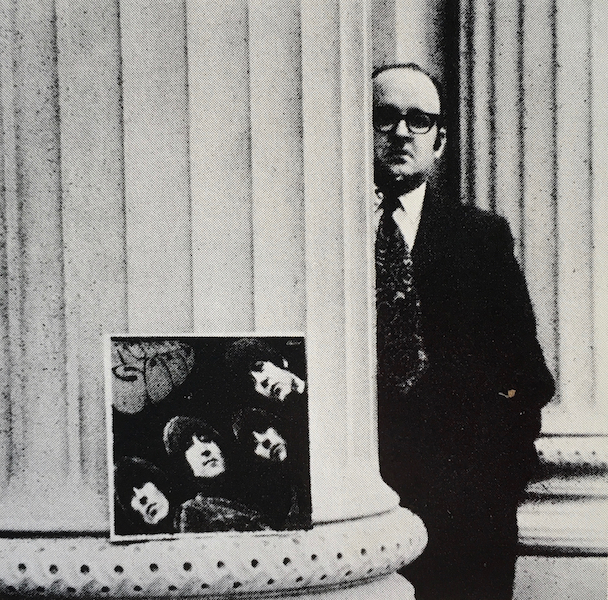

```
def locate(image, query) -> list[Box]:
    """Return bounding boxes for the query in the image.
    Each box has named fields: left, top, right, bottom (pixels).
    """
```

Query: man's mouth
left=391, top=150, right=413, bottom=161
left=146, top=504, right=157, bottom=518
left=203, top=458, right=217, bottom=466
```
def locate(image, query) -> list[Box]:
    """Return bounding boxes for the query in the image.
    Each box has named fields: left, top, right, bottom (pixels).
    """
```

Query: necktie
left=376, top=195, right=428, bottom=394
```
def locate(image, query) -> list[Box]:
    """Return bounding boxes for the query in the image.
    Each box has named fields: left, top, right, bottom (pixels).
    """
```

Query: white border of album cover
left=105, top=333, right=311, bottom=542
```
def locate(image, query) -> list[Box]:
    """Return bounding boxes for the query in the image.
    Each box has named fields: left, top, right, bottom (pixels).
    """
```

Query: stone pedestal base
left=0, top=507, right=426, bottom=598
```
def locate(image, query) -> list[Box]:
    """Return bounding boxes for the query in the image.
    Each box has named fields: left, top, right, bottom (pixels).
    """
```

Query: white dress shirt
left=374, top=181, right=426, bottom=250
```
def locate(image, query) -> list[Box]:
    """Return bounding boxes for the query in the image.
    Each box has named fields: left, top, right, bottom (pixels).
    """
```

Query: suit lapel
left=413, top=185, right=459, bottom=276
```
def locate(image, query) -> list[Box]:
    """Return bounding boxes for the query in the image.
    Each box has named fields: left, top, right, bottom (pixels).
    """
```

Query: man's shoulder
left=429, top=186, right=510, bottom=238
left=460, top=204, right=509, bottom=236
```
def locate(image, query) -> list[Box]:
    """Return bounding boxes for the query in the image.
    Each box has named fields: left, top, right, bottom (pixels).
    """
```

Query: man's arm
left=489, top=215, right=555, bottom=411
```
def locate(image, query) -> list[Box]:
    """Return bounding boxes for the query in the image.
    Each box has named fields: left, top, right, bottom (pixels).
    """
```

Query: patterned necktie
left=376, top=194, right=428, bottom=394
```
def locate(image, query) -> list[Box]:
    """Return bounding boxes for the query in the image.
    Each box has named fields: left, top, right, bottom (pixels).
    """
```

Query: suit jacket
left=377, top=184, right=555, bottom=505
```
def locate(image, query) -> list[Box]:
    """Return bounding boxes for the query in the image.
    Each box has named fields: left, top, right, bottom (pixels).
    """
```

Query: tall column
left=302, top=0, right=398, bottom=522
left=459, top=0, right=608, bottom=561
left=0, top=0, right=427, bottom=597
left=458, top=0, right=608, bottom=434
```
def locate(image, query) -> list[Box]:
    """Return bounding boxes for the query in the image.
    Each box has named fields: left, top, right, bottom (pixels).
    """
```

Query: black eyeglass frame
left=373, top=108, right=442, bottom=135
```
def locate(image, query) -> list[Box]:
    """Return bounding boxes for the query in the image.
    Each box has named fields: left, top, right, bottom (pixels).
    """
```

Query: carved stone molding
left=519, top=436, right=608, bottom=554
left=518, top=498, right=608, bottom=555
left=529, top=436, right=608, bottom=497
left=0, top=507, right=426, bottom=598
left=535, top=436, right=608, bottom=471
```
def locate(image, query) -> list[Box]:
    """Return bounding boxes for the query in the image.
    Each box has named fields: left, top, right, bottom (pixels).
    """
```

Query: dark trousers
left=378, top=378, right=539, bottom=600
left=399, top=479, right=520, bottom=600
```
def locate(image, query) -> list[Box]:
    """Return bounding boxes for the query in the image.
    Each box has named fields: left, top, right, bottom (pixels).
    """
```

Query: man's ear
left=433, top=126, right=447, bottom=157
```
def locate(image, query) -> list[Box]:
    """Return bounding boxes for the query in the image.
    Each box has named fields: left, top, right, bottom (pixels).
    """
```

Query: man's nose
left=393, top=118, right=411, bottom=138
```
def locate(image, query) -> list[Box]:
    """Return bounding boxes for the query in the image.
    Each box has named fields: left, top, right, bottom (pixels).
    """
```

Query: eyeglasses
left=373, top=107, right=440, bottom=134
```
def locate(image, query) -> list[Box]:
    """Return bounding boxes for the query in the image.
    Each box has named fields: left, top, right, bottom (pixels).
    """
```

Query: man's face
left=185, top=435, right=226, bottom=478
left=373, top=68, right=445, bottom=191
left=250, top=361, right=302, bottom=401
left=130, top=481, right=170, bottom=525
left=252, top=426, right=288, bottom=462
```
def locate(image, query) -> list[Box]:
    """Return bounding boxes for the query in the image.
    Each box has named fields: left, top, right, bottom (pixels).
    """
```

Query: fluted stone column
left=458, top=0, right=608, bottom=565
left=0, top=0, right=426, bottom=597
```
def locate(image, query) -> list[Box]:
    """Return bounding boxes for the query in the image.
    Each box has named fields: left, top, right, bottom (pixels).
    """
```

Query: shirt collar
left=398, top=181, right=426, bottom=222
left=374, top=181, right=427, bottom=219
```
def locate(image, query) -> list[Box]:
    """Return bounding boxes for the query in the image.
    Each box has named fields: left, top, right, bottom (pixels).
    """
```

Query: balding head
left=373, top=64, right=446, bottom=194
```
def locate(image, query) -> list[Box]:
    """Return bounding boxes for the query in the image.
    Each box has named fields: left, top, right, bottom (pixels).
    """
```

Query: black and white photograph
left=107, top=335, right=310, bottom=539
left=0, top=1, right=606, bottom=599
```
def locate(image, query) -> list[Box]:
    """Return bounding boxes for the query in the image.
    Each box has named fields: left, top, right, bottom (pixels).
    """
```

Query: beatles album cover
left=106, top=335, right=311, bottom=541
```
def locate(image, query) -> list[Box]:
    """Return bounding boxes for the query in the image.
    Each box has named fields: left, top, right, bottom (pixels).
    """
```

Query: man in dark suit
left=373, top=63, right=555, bottom=600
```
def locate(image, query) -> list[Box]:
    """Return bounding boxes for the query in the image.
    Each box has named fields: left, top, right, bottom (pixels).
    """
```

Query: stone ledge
left=518, top=497, right=608, bottom=555
left=534, top=435, right=608, bottom=473
left=0, top=507, right=426, bottom=598
left=518, top=435, right=608, bottom=555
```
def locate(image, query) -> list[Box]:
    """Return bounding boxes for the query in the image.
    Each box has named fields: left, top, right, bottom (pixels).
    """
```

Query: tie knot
left=379, top=192, right=401, bottom=216
left=377, top=192, right=401, bottom=237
